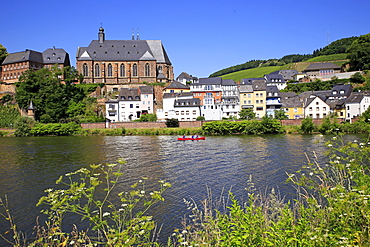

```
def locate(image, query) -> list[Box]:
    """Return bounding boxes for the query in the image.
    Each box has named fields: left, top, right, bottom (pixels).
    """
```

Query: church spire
left=132, top=28, right=135, bottom=40
left=137, top=28, right=140, bottom=40
left=98, top=26, right=105, bottom=43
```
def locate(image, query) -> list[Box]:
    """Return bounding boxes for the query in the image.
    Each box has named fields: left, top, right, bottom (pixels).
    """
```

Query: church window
left=145, top=63, right=150, bottom=77
left=83, top=63, right=88, bottom=76
left=133, top=64, right=138, bottom=77
left=120, top=64, right=125, bottom=77
left=108, top=63, right=113, bottom=77
left=95, top=63, right=100, bottom=77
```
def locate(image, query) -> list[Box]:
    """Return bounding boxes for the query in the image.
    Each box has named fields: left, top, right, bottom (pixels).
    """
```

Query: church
left=76, top=27, right=174, bottom=89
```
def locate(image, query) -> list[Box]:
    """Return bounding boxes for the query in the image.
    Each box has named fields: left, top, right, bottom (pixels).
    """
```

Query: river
left=0, top=134, right=366, bottom=244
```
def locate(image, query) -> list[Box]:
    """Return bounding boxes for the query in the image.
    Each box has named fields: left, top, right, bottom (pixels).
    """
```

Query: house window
left=316, top=102, right=319, bottom=105
left=256, top=107, right=263, bottom=111
left=192, top=110, right=196, bottom=115
left=176, top=111, right=179, bottom=115
left=83, top=63, right=88, bottom=76
left=107, top=63, right=113, bottom=77
left=181, top=111, right=184, bottom=115
left=323, top=107, right=326, bottom=111
left=133, top=64, right=138, bottom=76
left=316, top=114, right=320, bottom=118
left=130, top=104, right=133, bottom=108
left=94, top=63, right=100, bottom=77
left=186, top=111, right=189, bottom=115
left=294, top=108, right=298, bottom=113
left=145, top=63, right=150, bottom=77
left=120, top=64, right=125, bottom=77
left=309, top=107, right=312, bottom=111
left=316, top=107, right=319, bottom=111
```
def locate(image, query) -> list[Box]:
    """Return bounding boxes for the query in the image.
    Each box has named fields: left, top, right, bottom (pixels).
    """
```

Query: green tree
left=350, top=72, right=366, bottom=84
left=301, top=117, right=315, bottom=134
left=274, top=109, right=288, bottom=120
left=239, top=108, right=256, bottom=120
left=360, top=106, right=370, bottom=122
left=0, top=44, right=8, bottom=65
left=347, top=33, right=370, bottom=71
left=15, top=67, right=85, bottom=122
left=135, top=113, right=157, bottom=122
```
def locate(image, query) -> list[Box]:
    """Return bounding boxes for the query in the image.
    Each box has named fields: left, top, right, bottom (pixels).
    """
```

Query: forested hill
left=209, top=36, right=358, bottom=78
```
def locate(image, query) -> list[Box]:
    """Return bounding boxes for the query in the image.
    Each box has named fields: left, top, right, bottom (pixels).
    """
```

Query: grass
left=220, top=53, right=349, bottom=81
left=306, top=53, right=348, bottom=62
left=221, top=65, right=289, bottom=82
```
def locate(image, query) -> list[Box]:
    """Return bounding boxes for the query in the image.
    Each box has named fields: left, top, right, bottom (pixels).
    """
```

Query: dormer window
left=333, top=91, right=337, bottom=95
left=340, top=90, right=345, bottom=94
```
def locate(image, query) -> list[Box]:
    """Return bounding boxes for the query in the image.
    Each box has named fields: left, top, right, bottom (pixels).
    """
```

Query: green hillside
left=221, top=65, right=286, bottom=82
left=306, top=53, right=348, bottom=62
left=221, top=54, right=349, bottom=82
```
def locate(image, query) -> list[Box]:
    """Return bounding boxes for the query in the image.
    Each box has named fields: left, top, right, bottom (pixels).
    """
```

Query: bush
left=30, top=122, right=81, bottom=136
left=301, top=117, right=315, bottom=134
left=14, top=116, right=36, bottom=137
left=165, top=118, right=179, bottom=128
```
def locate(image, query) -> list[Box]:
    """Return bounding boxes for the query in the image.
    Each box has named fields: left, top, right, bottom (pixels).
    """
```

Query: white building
left=345, top=92, right=370, bottom=121
left=105, top=86, right=154, bottom=122
left=304, top=95, right=331, bottom=119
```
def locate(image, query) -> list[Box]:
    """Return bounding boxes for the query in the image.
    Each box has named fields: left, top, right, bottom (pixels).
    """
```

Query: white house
left=345, top=92, right=370, bottom=121
left=156, top=92, right=194, bottom=121
left=105, top=86, right=154, bottom=122
left=304, top=95, right=331, bottom=119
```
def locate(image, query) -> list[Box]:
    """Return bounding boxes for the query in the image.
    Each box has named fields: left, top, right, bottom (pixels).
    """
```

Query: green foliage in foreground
left=169, top=136, right=370, bottom=246
left=202, top=118, right=285, bottom=135
left=1, top=136, right=370, bottom=246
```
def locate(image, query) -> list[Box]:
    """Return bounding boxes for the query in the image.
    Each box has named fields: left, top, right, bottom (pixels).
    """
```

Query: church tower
left=98, top=27, right=105, bottom=43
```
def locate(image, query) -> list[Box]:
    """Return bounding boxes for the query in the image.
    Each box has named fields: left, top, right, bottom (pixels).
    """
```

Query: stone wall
left=81, top=119, right=346, bottom=130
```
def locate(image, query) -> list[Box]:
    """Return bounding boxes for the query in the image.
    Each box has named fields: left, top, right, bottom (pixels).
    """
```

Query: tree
left=347, top=33, right=370, bottom=71
left=360, top=106, right=370, bottom=122
left=239, top=108, right=256, bottom=120
left=301, top=117, right=315, bottom=134
left=350, top=72, right=366, bottom=84
left=274, top=109, right=288, bottom=120
left=15, top=67, right=85, bottom=122
left=0, top=44, right=8, bottom=65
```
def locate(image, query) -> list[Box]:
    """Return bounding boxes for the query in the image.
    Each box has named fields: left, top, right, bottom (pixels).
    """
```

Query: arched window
left=83, top=63, right=88, bottom=76
left=145, top=63, right=150, bottom=77
left=94, top=63, right=100, bottom=77
left=107, top=63, right=112, bottom=77
left=158, top=65, right=163, bottom=73
left=133, top=64, right=138, bottom=77
left=120, top=64, right=125, bottom=77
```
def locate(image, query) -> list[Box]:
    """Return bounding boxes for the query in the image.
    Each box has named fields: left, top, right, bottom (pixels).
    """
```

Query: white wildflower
left=103, top=212, right=110, bottom=217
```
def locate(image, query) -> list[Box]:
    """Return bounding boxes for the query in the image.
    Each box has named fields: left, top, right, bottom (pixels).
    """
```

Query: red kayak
left=178, top=136, right=206, bottom=141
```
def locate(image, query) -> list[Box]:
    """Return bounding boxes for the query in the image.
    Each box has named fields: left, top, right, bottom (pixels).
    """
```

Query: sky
left=2, top=0, right=370, bottom=79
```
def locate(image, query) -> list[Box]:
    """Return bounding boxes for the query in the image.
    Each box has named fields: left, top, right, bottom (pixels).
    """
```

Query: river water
left=0, top=134, right=366, bottom=244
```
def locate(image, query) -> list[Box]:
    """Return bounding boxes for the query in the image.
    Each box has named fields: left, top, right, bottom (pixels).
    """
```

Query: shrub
left=14, top=116, right=36, bottom=137
left=165, top=118, right=179, bottom=128
left=301, top=117, right=315, bottom=134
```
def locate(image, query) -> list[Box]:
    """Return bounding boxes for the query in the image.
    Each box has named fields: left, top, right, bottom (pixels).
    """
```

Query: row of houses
left=105, top=74, right=370, bottom=123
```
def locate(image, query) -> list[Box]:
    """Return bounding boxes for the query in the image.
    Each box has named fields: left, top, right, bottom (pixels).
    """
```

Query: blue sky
left=2, top=0, right=370, bottom=78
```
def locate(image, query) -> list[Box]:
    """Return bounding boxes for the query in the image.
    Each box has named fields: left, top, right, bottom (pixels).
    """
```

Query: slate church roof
left=76, top=28, right=171, bottom=65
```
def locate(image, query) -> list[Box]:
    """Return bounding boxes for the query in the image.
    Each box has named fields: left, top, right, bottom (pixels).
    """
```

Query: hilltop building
left=76, top=27, right=174, bottom=90
left=1, top=47, right=70, bottom=84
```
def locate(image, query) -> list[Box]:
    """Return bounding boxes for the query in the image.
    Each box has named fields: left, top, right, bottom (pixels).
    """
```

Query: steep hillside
left=221, top=54, right=349, bottom=82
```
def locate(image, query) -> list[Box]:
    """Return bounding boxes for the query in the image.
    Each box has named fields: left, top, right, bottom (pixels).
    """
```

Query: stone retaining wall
left=81, top=119, right=346, bottom=129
